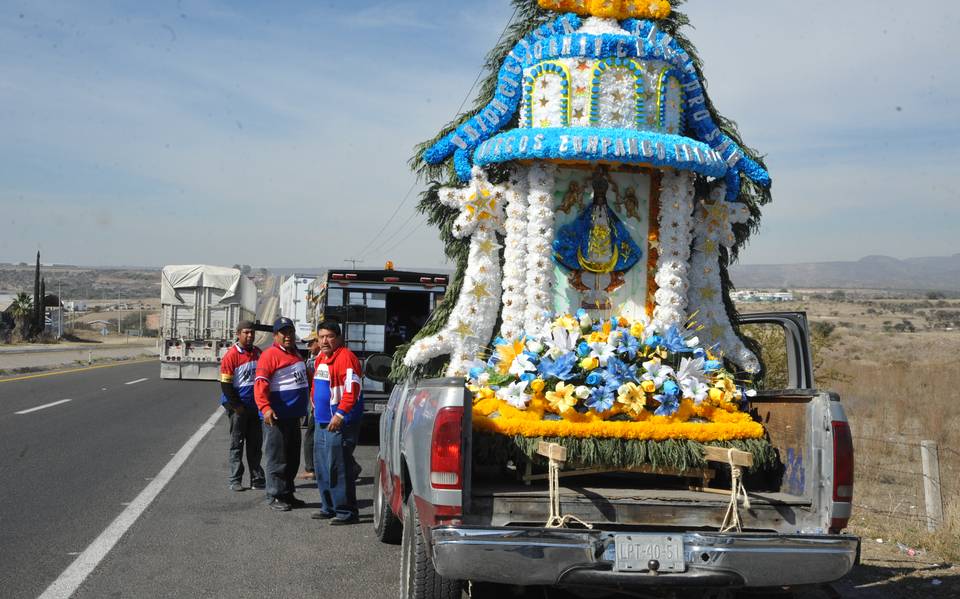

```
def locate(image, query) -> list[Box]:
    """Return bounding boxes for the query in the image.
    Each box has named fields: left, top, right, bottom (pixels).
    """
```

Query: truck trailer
left=159, top=264, right=257, bottom=380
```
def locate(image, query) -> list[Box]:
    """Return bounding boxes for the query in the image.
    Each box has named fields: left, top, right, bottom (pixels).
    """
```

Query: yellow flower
left=630, top=320, right=646, bottom=338
left=530, top=378, right=546, bottom=394
left=545, top=382, right=578, bottom=413
left=617, top=382, right=646, bottom=416
left=495, top=339, right=526, bottom=375
left=708, top=387, right=724, bottom=403
left=554, top=314, right=579, bottom=331
left=641, top=380, right=656, bottom=393
left=579, top=357, right=599, bottom=371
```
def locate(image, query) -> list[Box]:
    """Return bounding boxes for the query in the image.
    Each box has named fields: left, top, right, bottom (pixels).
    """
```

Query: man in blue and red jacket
left=219, top=320, right=264, bottom=492
left=311, top=321, right=364, bottom=524
left=254, top=317, right=310, bottom=512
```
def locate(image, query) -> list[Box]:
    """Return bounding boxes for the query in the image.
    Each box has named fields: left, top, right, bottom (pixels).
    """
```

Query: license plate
left=613, top=534, right=685, bottom=573
left=372, top=402, right=386, bottom=413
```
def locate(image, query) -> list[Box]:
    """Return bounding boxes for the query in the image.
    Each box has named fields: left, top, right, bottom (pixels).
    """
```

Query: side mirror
left=364, top=353, right=393, bottom=383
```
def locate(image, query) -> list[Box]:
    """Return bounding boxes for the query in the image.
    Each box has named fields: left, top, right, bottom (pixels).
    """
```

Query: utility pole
left=58, top=279, right=62, bottom=338
left=344, top=258, right=362, bottom=269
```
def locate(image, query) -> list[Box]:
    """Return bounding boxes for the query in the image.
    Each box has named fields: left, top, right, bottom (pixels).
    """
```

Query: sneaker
left=251, top=482, right=265, bottom=490
left=311, top=510, right=335, bottom=520
left=284, top=495, right=306, bottom=508
left=229, top=482, right=245, bottom=492
left=296, top=471, right=315, bottom=481
left=353, top=463, right=363, bottom=482
left=267, top=498, right=292, bottom=512
left=329, top=515, right=359, bottom=526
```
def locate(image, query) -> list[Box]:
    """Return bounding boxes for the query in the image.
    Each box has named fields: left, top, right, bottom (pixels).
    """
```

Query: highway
left=0, top=361, right=400, bottom=598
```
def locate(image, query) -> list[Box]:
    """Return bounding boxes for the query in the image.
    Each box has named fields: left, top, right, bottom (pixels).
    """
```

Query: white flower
left=681, top=379, right=710, bottom=403
left=477, top=372, right=490, bottom=386
left=496, top=381, right=530, bottom=410
left=546, top=326, right=579, bottom=358
left=588, top=341, right=616, bottom=366
left=526, top=339, right=544, bottom=354
left=675, top=357, right=707, bottom=385
left=508, top=354, right=537, bottom=377
left=642, top=358, right=675, bottom=386
left=575, top=386, right=591, bottom=399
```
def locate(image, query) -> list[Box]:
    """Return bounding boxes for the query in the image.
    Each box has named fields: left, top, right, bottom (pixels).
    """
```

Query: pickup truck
left=373, top=312, right=859, bottom=598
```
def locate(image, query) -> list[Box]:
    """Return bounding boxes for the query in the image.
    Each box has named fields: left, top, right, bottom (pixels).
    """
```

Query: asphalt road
left=0, top=361, right=401, bottom=599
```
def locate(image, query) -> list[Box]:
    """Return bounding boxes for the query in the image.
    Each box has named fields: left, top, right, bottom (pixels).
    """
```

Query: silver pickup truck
left=373, top=313, right=859, bottom=598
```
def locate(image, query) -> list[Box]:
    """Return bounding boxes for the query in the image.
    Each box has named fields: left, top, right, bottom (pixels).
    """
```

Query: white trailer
left=278, top=273, right=316, bottom=340
left=160, top=265, right=257, bottom=380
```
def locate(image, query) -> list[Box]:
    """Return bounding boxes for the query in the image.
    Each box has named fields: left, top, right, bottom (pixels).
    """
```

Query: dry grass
left=739, top=296, right=960, bottom=563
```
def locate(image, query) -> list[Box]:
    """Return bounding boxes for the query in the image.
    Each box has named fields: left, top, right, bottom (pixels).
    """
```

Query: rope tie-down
left=537, top=442, right=593, bottom=529
left=703, top=446, right=754, bottom=533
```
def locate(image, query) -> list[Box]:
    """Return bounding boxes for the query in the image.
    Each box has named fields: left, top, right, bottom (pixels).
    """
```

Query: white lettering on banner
left=518, top=135, right=529, bottom=153
left=573, top=136, right=583, bottom=153
left=559, top=135, right=569, bottom=153
left=601, top=137, right=612, bottom=156
left=534, top=134, right=544, bottom=151
left=586, top=136, right=599, bottom=153
left=452, top=135, right=468, bottom=150
left=561, top=36, right=572, bottom=56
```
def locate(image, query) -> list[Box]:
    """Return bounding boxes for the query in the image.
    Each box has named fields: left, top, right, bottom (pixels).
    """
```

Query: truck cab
left=374, top=312, right=858, bottom=598
left=306, top=268, right=447, bottom=416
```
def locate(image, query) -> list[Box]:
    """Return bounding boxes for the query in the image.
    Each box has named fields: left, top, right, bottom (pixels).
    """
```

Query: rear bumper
left=430, top=527, right=859, bottom=589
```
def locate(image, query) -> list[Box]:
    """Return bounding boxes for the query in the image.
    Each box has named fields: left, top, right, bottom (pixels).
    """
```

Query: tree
left=9, top=292, right=33, bottom=342
left=33, top=251, right=41, bottom=336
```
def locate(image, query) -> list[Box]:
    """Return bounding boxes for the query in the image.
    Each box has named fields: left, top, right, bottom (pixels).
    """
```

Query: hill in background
left=730, top=254, right=960, bottom=291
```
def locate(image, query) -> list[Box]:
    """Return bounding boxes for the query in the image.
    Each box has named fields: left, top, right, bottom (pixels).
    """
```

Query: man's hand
left=232, top=404, right=246, bottom=415
left=263, top=409, right=276, bottom=426
left=328, top=413, right=343, bottom=432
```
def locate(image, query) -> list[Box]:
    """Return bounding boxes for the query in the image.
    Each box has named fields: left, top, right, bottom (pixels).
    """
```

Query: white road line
left=15, top=399, right=72, bottom=415
left=124, top=378, right=148, bottom=385
left=37, top=407, right=223, bottom=599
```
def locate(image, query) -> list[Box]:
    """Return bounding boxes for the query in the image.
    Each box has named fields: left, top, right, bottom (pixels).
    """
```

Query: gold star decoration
left=699, top=286, right=717, bottom=301
left=539, top=97, right=550, bottom=107
left=540, top=78, right=550, bottom=89
left=453, top=321, right=473, bottom=337
left=702, top=239, right=718, bottom=255
left=648, top=238, right=661, bottom=251
left=477, top=238, right=497, bottom=254
left=611, top=90, right=625, bottom=102
left=576, top=59, right=590, bottom=71
left=469, top=282, right=491, bottom=302
left=573, top=107, right=584, bottom=119
left=539, top=118, right=552, bottom=127
left=464, top=187, right=496, bottom=221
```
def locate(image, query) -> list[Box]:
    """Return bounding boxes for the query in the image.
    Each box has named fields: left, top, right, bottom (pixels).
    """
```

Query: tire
left=374, top=460, right=402, bottom=544
left=399, top=494, right=462, bottom=599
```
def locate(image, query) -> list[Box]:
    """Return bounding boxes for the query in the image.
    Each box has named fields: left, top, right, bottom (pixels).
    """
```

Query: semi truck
left=374, top=312, right=859, bottom=598
left=159, top=264, right=257, bottom=380
left=305, top=266, right=447, bottom=416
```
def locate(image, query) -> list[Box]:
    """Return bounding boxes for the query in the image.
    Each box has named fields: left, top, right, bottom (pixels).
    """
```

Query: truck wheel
left=399, top=494, right=462, bottom=599
left=374, top=461, right=402, bottom=544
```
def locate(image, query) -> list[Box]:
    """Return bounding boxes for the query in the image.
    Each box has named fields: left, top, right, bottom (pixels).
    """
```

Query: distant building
left=731, top=289, right=795, bottom=303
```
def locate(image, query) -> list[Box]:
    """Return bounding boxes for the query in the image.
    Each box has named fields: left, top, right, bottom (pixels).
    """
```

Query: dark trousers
left=303, top=408, right=315, bottom=472
left=227, top=407, right=264, bottom=487
left=314, top=420, right=360, bottom=520
left=262, top=418, right=301, bottom=500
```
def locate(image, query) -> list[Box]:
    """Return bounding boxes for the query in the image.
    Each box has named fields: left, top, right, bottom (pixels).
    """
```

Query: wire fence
left=852, top=433, right=958, bottom=529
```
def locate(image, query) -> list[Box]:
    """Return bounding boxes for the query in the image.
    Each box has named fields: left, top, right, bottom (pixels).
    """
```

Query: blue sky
left=1, top=0, right=958, bottom=268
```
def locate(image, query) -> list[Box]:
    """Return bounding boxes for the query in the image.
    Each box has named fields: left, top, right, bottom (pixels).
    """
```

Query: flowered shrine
left=397, top=0, right=775, bottom=468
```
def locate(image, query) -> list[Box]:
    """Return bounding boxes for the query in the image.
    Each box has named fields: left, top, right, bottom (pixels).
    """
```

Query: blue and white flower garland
left=499, top=166, right=531, bottom=340
left=652, top=170, right=695, bottom=331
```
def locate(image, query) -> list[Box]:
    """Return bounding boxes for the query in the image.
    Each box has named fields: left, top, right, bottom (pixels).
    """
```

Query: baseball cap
left=272, top=317, right=296, bottom=333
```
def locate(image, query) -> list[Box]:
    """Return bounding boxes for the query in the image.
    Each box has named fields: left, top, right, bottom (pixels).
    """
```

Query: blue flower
left=617, top=333, right=641, bottom=361
left=538, top=353, right=577, bottom=381
left=654, top=393, right=680, bottom=416
left=585, top=371, right=604, bottom=386
left=603, top=356, right=637, bottom=388
left=575, top=308, right=588, bottom=321
left=519, top=372, right=536, bottom=383
left=703, top=359, right=722, bottom=372
left=662, top=379, right=680, bottom=398
left=576, top=341, right=591, bottom=357
left=522, top=350, right=541, bottom=365
left=662, top=326, right=694, bottom=354
left=644, top=334, right=664, bottom=348
left=587, top=384, right=616, bottom=412
left=693, top=347, right=706, bottom=359
left=468, top=366, right=485, bottom=380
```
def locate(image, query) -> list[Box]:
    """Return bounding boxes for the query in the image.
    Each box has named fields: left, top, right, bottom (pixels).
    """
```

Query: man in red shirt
left=311, top=321, right=364, bottom=524
left=254, top=317, right=310, bottom=512
left=219, top=321, right=264, bottom=491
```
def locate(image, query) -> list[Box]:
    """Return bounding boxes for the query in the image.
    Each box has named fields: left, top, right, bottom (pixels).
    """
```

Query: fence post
left=920, top=440, right=943, bottom=532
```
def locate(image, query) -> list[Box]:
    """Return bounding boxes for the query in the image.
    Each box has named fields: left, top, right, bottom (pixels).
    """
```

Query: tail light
left=430, top=407, right=463, bottom=489
left=830, top=420, right=854, bottom=532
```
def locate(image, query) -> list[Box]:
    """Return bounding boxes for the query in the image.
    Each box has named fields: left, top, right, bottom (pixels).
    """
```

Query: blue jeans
left=314, top=419, right=360, bottom=520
